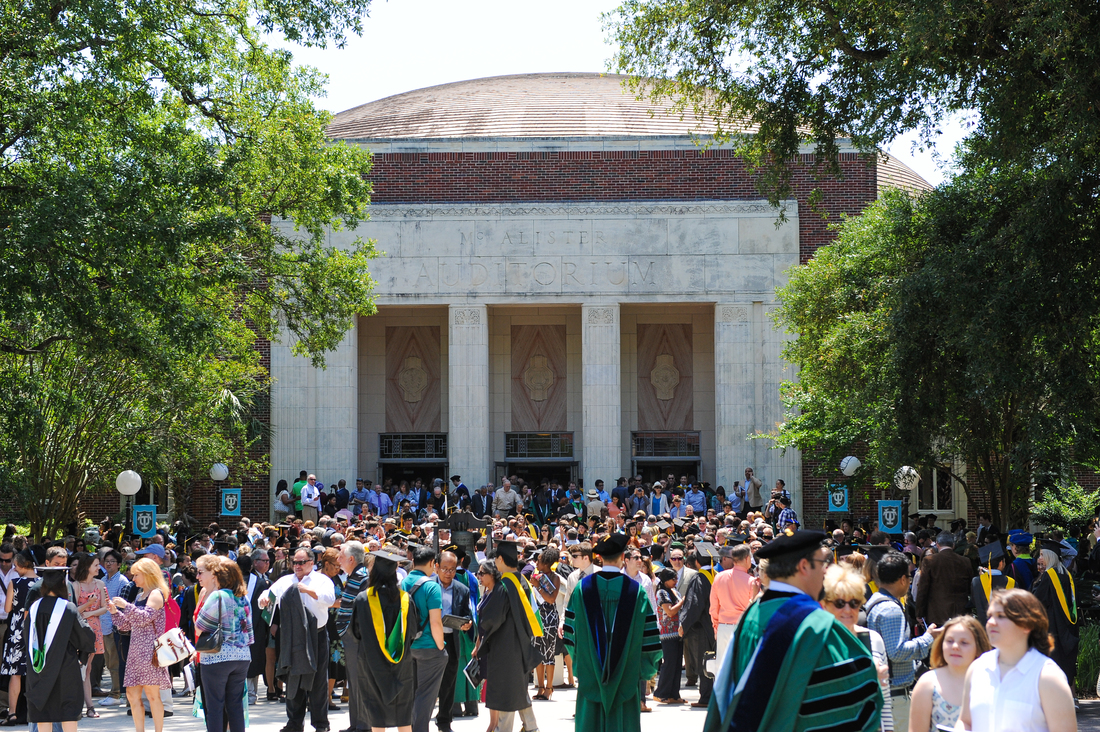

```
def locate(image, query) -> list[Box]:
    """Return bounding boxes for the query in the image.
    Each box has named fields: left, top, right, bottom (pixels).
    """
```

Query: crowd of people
left=0, top=467, right=1091, bottom=732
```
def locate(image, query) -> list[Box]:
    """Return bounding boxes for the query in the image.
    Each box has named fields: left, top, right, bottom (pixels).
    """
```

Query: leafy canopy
left=774, top=169, right=1100, bottom=528
left=606, top=0, right=1100, bottom=199
left=0, top=0, right=378, bottom=364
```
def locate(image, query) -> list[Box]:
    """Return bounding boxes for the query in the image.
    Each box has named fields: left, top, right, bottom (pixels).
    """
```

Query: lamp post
left=116, top=470, right=142, bottom=535
left=211, top=463, right=229, bottom=516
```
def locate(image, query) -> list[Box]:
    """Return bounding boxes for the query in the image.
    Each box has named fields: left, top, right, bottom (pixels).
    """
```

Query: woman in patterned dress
left=107, top=558, right=172, bottom=732
left=530, top=547, right=560, bottom=701
left=74, top=553, right=109, bottom=718
left=909, top=615, right=990, bottom=732
left=1, top=550, right=37, bottom=724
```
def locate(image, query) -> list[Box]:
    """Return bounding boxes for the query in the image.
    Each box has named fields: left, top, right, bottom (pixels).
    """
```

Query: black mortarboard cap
left=695, top=542, right=720, bottom=563
left=370, top=548, right=407, bottom=564
left=1040, top=539, right=1064, bottom=558
left=593, top=533, right=628, bottom=557
left=754, top=530, right=827, bottom=561
left=978, top=541, right=1005, bottom=565
left=656, top=520, right=671, bottom=530
left=836, top=545, right=859, bottom=558
left=496, top=540, right=519, bottom=564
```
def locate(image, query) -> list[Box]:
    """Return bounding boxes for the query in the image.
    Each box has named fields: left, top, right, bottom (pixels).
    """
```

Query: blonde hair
left=839, top=552, right=866, bottom=573
left=130, top=557, right=170, bottom=601
left=1039, top=549, right=1064, bottom=573
left=823, top=564, right=866, bottom=602
left=928, top=615, right=991, bottom=668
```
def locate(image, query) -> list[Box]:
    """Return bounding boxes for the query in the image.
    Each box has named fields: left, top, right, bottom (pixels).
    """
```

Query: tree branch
left=816, top=0, right=891, bottom=62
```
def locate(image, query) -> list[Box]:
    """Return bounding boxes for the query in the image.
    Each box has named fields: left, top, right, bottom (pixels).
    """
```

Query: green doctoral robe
left=705, top=590, right=882, bottom=732
left=563, top=569, right=662, bottom=732
left=452, top=569, right=480, bottom=705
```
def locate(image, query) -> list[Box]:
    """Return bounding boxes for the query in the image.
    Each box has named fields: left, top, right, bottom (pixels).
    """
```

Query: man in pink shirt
left=709, top=543, right=759, bottom=674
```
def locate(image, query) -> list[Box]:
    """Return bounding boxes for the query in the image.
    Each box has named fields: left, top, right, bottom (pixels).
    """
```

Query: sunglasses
left=292, top=559, right=312, bottom=566
left=830, top=599, right=863, bottom=610
left=670, top=557, right=684, bottom=562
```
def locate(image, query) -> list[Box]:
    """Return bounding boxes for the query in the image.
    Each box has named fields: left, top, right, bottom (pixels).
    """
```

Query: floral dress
left=77, top=582, right=106, bottom=655
left=0, top=576, right=33, bottom=675
left=113, top=591, right=172, bottom=688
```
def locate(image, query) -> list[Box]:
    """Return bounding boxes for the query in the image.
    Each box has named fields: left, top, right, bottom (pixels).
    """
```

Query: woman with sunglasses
left=821, top=565, right=893, bottom=730
left=652, top=568, right=686, bottom=704
left=472, top=561, right=501, bottom=732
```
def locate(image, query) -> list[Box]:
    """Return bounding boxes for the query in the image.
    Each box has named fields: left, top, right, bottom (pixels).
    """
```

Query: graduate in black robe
left=476, top=541, right=541, bottom=732
left=26, top=567, right=95, bottom=727
left=1033, top=545, right=1080, bottom=691
left=350, top=549, right=420, bottom=730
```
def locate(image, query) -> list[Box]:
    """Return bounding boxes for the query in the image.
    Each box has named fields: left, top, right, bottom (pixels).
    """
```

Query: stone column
left=448, top=304, right=490, bottom=487
left=581, top=304, right=621, bottom=490
left=714, top=303, right=755, bottom=500
left=270, top=322, right=358, bottom=519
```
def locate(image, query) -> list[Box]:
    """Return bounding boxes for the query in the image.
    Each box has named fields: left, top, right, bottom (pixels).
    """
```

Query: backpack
left=406, top=577, right=433, bottom=640
left=162, top=588, right=181, bottom=630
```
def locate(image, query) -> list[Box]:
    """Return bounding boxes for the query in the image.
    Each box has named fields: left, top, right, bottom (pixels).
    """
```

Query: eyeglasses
left=830, top=599, right=863, bottom=610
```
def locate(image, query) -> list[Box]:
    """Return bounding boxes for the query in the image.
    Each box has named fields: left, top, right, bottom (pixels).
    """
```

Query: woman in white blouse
left=960, top=588, right=1076, bottom=732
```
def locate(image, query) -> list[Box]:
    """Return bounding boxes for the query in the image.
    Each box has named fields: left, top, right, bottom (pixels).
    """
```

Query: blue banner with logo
left=878, top=500, right=903, bottom=533
left=133, top=504, right=157, bottom=538
left=827, top=484, right=849, bottom=512
left=222, top=488, right=242, bottom=516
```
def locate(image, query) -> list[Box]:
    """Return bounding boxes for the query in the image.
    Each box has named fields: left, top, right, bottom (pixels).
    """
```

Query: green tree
left=1, top=0, right=378, bottom=364
left=606, top=0, right=1099, bottom=202
left=774, top=170, right=1100, bottom=530
left=0, top=0, right=380, bottom=534
left=0, top=332, right=269, bottom=541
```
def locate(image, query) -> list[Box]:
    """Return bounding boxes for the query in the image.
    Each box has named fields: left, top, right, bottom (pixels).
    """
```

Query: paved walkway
left=61, top=682, right=1100, bottom=732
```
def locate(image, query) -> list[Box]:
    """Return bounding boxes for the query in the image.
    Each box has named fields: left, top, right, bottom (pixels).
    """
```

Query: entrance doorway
left=379, top=462, right=449, bottom=492
left=633, top=461, right=702, bottom=487
left=500, top=462, right=577, bottom=490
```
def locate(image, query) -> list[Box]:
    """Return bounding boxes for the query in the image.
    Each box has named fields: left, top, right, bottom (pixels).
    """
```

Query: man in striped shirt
left=336, top=542, right=370, bottom=732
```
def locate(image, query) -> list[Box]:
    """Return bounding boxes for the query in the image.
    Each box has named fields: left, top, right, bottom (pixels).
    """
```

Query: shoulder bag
left=194, top=590, right=225, bottom=654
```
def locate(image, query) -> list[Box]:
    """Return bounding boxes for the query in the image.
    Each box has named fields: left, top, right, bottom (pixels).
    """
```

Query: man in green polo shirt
left=401, top=545, right=447, bottom=732
left=291, top=470, right=307, bottom=515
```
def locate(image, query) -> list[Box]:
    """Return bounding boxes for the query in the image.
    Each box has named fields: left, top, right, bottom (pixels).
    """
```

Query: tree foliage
left=0, top=0, right=379, bottom=534
left=1031, top=482, right=1100, bottom=537
left=775, top=169, right=1100, bottom=529
left=606, top=0, right=1100, bottom=200
left=1, top=0, right=378, bottom=363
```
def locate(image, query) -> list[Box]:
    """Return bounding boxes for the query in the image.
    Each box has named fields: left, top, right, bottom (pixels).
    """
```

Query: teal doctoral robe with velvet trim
left=563, top=569, right=662, bottom=732
left=704, top=590, right=882, bottom=732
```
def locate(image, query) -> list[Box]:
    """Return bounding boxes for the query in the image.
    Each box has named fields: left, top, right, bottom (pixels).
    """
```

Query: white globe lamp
left=115, top=470, right=142, bottom=496
left=894, top=465, right=919, bottom=492
left=210, top=463, right=229, bottom=482
left=839, top=456, right=861, bottom=476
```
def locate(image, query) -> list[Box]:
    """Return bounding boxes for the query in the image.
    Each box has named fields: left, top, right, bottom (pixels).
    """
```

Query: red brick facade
left=368, top=147, right=880, bottom=530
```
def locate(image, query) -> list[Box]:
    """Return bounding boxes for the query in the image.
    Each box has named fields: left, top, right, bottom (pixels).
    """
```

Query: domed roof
left=326, top=73, right=721, bottom=140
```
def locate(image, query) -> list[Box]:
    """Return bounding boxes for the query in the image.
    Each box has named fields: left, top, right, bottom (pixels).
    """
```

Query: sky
left=273, top=0, right=966, bottom=186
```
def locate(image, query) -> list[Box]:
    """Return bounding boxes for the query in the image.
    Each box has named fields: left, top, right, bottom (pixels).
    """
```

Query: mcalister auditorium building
left=73, top=73, right=940, bottom=528
left=259, top=72, right=939, bottom=527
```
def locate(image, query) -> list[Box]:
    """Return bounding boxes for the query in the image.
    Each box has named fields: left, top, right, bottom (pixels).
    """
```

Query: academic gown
left=350, top=588, right=420, bottom=728
left=478, top=573, right=541, bottom=712
left=1032, top=568, right=1080, bottom=685
left=248, top=571, right=272, bottom=678
left=563, top=570, right=661, bottom=732
left=26, top=596, right=95, bottom=722
left=452, top=569, right=480, bottom=705
left=969, top=572, right=1013, bottom=624
left=704, top=590, right=882, bottom=732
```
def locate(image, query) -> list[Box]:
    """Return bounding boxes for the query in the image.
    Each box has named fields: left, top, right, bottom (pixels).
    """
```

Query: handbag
left=153, top=626, right=196, bottom=667
left=194, top=591, right=224, bottom=654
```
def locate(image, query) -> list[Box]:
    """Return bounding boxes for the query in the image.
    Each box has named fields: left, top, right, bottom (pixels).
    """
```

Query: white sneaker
left=99, top=697, right=121, bottom=707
